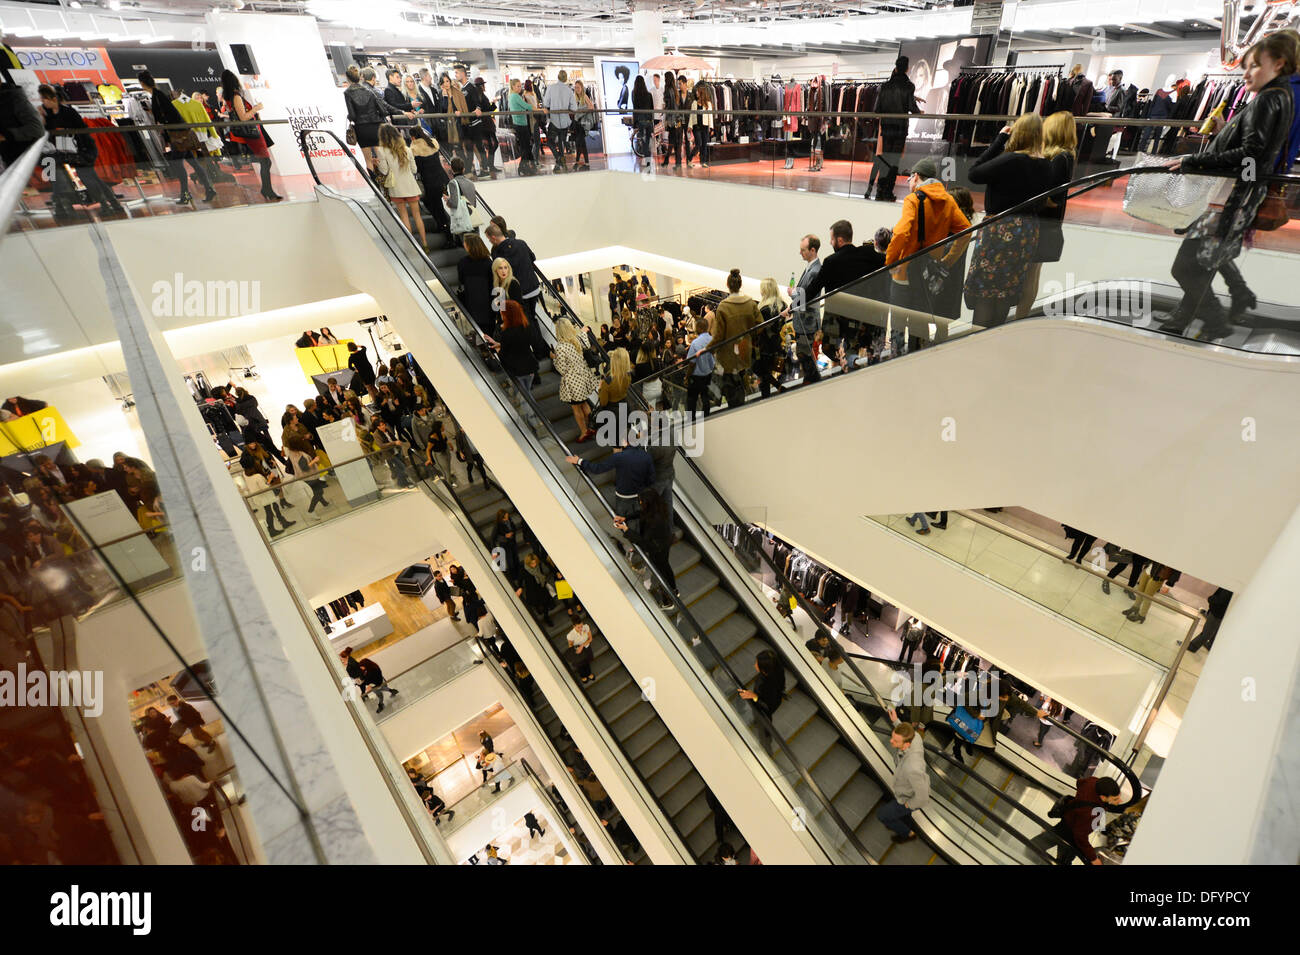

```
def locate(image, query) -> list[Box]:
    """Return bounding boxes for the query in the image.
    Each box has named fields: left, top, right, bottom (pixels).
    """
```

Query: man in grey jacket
left=879, top=710, right=930, bottom=843
left=784, top=234, right=822, bottom=356
left=540, top=70, right=577, bottom=173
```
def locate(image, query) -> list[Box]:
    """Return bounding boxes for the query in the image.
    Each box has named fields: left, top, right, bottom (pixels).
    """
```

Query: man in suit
left=784, top=233, right=822, bottom=355
left=323, top=377, right=348, bottom=408
left=433, top=569, right=459, bottom=620
left=816, top=219, right=884, bottom=340
left=416, top=67, right=438, bottom=135
left=455, top=64, right=497, bottom=179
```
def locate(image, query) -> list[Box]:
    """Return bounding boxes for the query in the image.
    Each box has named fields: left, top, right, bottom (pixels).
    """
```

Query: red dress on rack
left=83, top=117, right=132, bottom=184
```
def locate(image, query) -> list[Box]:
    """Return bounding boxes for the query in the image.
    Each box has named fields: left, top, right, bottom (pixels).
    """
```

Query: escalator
left=301, top=130, right=1144, bottom=863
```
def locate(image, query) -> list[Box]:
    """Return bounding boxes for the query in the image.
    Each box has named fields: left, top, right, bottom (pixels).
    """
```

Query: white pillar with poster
left=204, top=11, right=352, bottom=179
left=594, top=56, right=641, bottom=157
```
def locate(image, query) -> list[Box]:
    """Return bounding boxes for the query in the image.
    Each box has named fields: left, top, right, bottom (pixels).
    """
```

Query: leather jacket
left=1183, top=75, right=1293, bottom=178
left=344, top=82, right=404, bottom=125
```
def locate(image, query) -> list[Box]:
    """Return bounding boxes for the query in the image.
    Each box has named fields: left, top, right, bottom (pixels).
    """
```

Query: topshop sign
left=15, top=47, right=110, bottom=70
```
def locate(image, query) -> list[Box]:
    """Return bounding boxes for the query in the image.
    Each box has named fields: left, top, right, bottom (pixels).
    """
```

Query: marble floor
left=462, top=808, right=573, bottom=866
left=871, top=512, right=1196, bottom=668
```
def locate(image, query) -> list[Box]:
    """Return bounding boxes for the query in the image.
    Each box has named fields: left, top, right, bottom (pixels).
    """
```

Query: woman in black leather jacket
left=343, top=65, right=412, bottom=172
left=1161, top=34, right=1297, bottom=340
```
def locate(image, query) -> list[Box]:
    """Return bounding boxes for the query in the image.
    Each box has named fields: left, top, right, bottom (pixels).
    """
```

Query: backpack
left=444, top=179, right=473, bottom=234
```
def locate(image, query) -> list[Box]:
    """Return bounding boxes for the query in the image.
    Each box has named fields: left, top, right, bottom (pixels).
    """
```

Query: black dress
left=458, top=256, right=495, bottom=335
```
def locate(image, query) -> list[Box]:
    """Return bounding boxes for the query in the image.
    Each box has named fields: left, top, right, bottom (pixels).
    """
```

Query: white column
left=631, top=0, right=665, bottom=64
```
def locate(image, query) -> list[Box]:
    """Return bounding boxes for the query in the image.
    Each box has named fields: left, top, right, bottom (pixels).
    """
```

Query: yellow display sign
left=0, top=407, right=80, bottom=456
left=294, top=340, right=355, bottom=381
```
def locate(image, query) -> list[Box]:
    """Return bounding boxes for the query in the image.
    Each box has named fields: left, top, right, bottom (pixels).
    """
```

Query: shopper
left=965, top=113, right=1054, bottom=328
left=284, top=435, right=330, bottom=514
left=1124, top=562, right=1180, bottom=624
left=1031, top=775, right=1123, bottom=865
left=879, top=710, right=930, bottom=843
left=454, top=64, right=497, bottom=180
left=738, top=649, right=786, bottom=753
left=631, top=74, right=655, bottom=168
left=220, top=70, right=280, bottom=201
left=552, top=319, right=600, bottom=442
left=344, top=66, right=413, bottom=174
left=754, top=278, right=788, bottom=399
left=1034, top=696, right=1064, bottom=748
left=661, top=70, right=683, bottom=169
left=346, top=342, right=376, bottom=388
left=242, top=465, right=294, bottom=537
left=490, top=508, right=524, bottom=584
left=433, top=72, right=467, bottom=162
left=614, top=488, right=678, bottom=610
left=870, top=56, right=920, bottom=201
left=572, top=80, right=596, bottom=170
left=541, top=70, right=577, bottom=172
left=431, top=569, right=459, bottom=620
left=1161, top=36, right=1296, bottom=339
left=375, top=123, right=428, bottom=250
left=1186, top=586, right=1233, bottom=654
left=596, top=347, right=633, bottom=433
left=885, top=158, right=970, bottom=317
left=138, top=70, right=216, bottom=204
left=524, top=811, right=545, bottom=840
left=1063, top=525, right=1098, bottom=564
left=817, top=219, right=885, bottom=340
left=507, top=78, right=538, bottom=176
left=409, top=126, right=451, bottom=238
left=484, top=222, right=543, bottom=336
left=1016, top=110, right=1076, bottom=320
left=456, top=233, right=496, bottom=335
left=566, top=614, right=596, bottom=685
left=565, top=435, right=654, bottom=532
left=783, top=234, right=823, bottom=356
left=1101, top=546, right=1145, bottom=597
left=684, top=314, right=715, bottom=419
left=424, top=790, right=454, bottom=825
left=711, top=269, right=760, bottom=410
left=686, top=81, right=714, bottom=168
left=38, top=84, right=123, bottom=217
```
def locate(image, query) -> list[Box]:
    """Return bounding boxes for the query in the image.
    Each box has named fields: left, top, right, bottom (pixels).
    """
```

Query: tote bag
left=1122, top=152, right=1223, bottom=230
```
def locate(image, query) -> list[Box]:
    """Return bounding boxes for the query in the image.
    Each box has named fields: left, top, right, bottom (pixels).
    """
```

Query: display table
left=325, top=602, right=393, bottom=650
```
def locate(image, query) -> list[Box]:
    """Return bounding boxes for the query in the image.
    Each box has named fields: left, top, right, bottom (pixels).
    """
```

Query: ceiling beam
left=1121, top=23, right=1185, bottom=40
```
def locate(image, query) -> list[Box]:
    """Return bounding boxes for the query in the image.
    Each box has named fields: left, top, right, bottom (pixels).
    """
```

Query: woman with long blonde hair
left=492, top=256, right=523, bottom=312
left=965, top=112, right=1053, bottom=328
left=1016, top=111, right=1078, bottom=320
left=552, top=318, right=600, bottom=441
left=598, top=347, right=632, bottom=408
left=376, top=123, right=427, bottom=249
left=754, top=278, right=788, bottom=399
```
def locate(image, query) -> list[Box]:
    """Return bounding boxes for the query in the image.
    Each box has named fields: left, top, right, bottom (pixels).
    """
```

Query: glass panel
left=9, top=119, right=300, bottom=235
left=865, top=511, right=1200, bottom=668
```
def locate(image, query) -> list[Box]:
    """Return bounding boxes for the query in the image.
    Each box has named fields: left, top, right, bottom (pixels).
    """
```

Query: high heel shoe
left=261, top=189, right=283, bottom=202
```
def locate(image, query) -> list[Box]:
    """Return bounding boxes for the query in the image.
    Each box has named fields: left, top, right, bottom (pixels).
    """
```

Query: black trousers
left=664, top=125, right=683, bottom=165
left=571, top=126, right=589, bottom=164
left=1106, top=558, right=1144, bottom=588
left=1169, top=236, right=1250, bottom=324
left=1067, top=534, right=1097, bottom=562
left=872, top=122, right=907, bottom=198
left=168, top=147, right=214, bottom=198
left=547, top=123, right=570, bottom=164
left=687, top=374, right=711, bottom=419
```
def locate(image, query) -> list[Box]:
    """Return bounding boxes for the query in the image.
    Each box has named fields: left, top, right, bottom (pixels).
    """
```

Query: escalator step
left=770, top=693, right=817, bottom=739
left=634, top=735, right=680, bottom=780
left=685, top=589, right=737, bottom=634
left=835, top=773, right=884, bottom=830
left=675, top=565, right=719, bottom=606
left=809, top=745, right=860, bottom=804
left=622, top=717, right=668, bottom=762
left=647, top=752, right=694, bottom=798
left=659, top=768, right=705, bottom=817
left=609, top=699, right=658, bottom=739
left=787, top=714, right=840, bottom=768
left=596, top=682, right=646, bottom=725
left=707, top=614, right=759, bottom=660
left=669, top=541, right=702, bottom=576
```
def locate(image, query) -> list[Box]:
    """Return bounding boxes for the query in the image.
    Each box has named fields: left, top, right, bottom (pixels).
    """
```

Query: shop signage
left=15, top=47, right=109, bottom=71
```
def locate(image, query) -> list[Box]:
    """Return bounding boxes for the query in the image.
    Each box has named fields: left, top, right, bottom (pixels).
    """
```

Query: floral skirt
left=964, top=215, right=1040, bottom=305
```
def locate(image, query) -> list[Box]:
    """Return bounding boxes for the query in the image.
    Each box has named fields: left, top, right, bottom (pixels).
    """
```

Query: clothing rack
left=959, top=63, right=1064, bottom=73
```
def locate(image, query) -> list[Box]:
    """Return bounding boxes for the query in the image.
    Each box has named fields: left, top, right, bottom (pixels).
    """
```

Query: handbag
left=946, top=706, right=985, bottom=745
left=1122, top=151, right=1222, bottom=229
left=912, top=190, right=952, bottom=300
left=346, top=126, right=358, bottom=146
left=1252, top=184, right=1290, bottom=230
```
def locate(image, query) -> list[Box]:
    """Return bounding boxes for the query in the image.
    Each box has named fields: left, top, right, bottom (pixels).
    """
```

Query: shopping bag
left=946, top=706, right=985, bottom=745
left=554, top=577, right=574, bottom=601
left=1122, top=152, right=1221, bottom=230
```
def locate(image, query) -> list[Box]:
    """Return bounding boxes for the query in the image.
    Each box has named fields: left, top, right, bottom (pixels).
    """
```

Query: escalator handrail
left=299, top=128, right=877, bottom=865
left=424, top=471, right=695, bottom=861
left=630, top=163, right=1300, bottom=390
left=839, top=648, right=1143, bottom=799
left=466, top=168, right=1132, bottom=854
